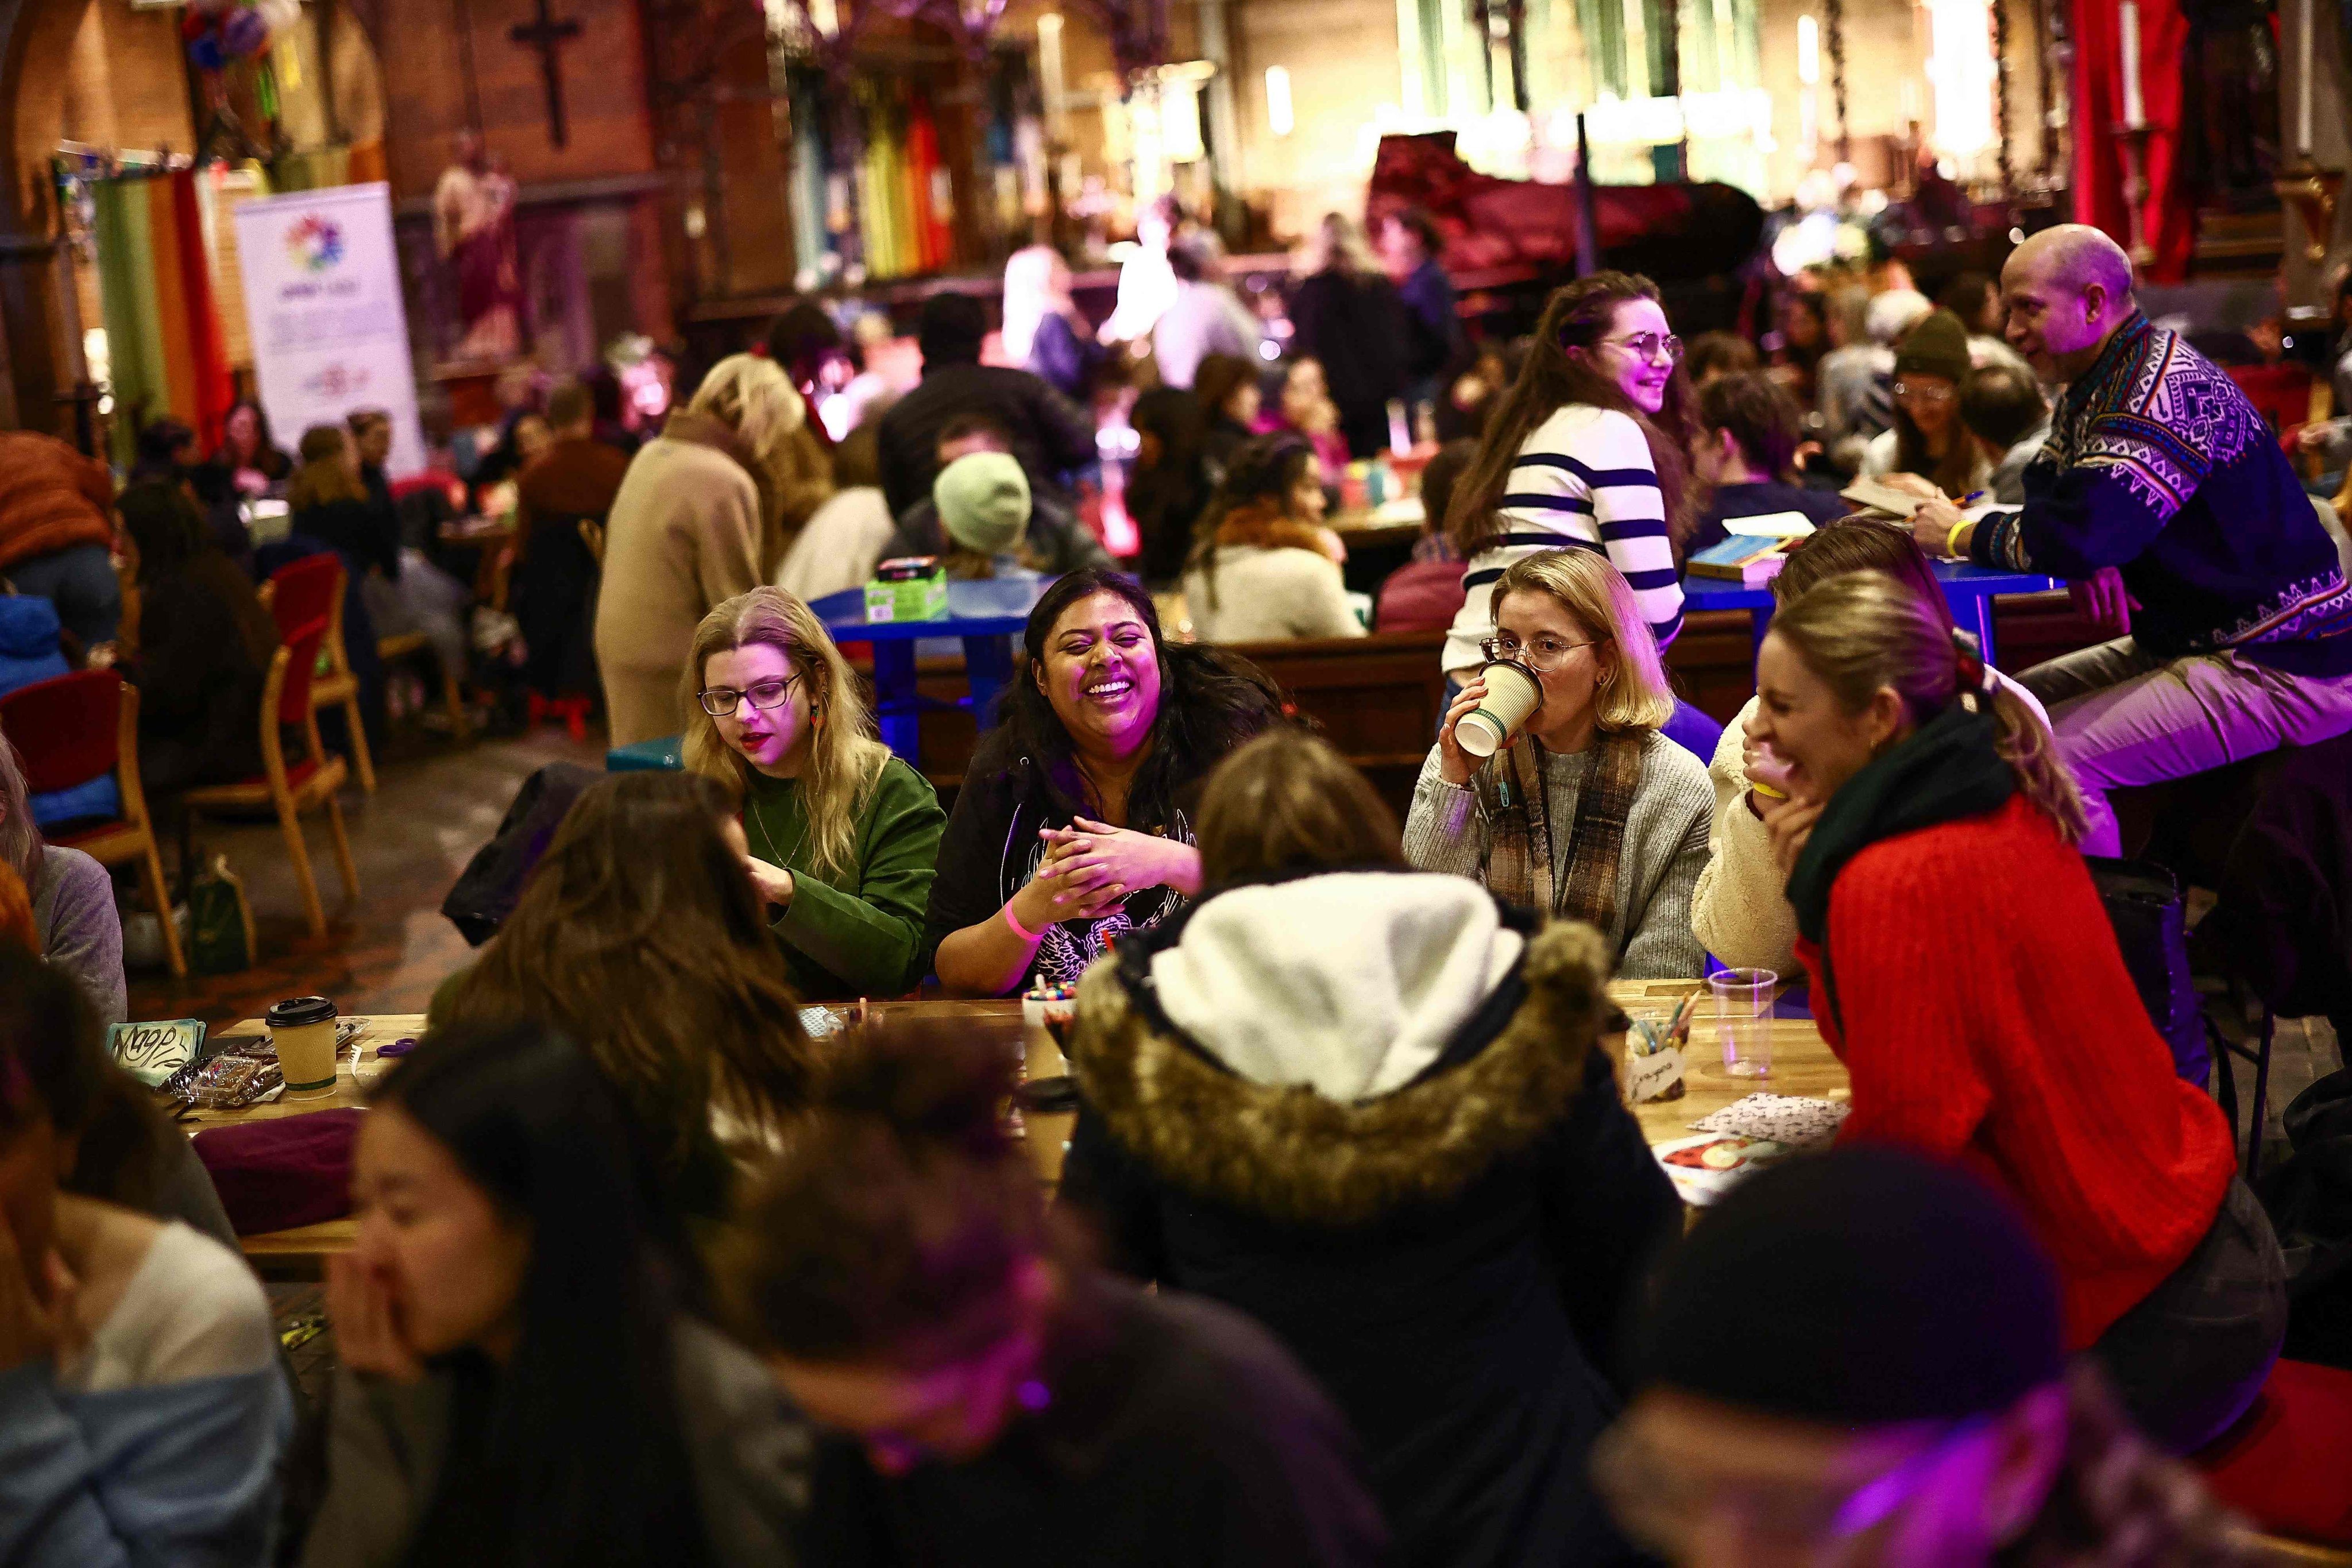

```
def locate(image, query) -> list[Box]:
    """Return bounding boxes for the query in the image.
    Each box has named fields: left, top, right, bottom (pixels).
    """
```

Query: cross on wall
left=508, top=0, right=585, bottom=149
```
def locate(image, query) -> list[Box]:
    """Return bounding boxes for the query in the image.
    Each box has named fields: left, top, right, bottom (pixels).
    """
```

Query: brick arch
left=0, top=0, right=98, bottom=432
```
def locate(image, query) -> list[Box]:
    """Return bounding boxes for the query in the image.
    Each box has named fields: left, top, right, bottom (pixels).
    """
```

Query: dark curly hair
left=983, top=567, right=1287, bottom=829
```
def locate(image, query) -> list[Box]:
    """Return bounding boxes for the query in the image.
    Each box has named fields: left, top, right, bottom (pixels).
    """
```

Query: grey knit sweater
left=1401, top=729, right=1712, bottom=979
left=34, top=843, right=126, bottom=1026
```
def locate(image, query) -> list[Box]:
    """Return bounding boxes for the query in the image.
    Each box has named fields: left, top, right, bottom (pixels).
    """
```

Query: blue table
left=1682, top=559, right=2059, bottom=668
left=811, top=576, right=1053, bottom=765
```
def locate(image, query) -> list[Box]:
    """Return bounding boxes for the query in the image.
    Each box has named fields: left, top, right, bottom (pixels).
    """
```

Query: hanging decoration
left=79, top=166, right=235, bottom=462
left=1992, top=0, right=2014, bottom=198
left=1825, top=0, right=1849, bottom=164
left=182, top=0, right=303, bottom=164
left=1064, top=0, right=1173, bottom=82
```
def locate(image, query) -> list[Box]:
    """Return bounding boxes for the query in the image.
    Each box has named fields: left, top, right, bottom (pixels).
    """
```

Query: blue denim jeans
left=6, top=542, right=120, bottom=648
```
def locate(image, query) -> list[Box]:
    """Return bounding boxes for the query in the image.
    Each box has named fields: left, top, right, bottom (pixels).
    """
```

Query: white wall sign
left=233, top=182, right=425, bottom=478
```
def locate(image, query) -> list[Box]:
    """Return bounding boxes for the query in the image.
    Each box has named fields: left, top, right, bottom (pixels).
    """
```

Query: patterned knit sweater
left=1970, top=312, right=2352, bottom=676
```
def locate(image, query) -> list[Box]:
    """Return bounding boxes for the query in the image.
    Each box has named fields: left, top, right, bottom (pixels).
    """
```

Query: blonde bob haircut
left=687, top=354, right=807, bottom=475
left=1488, top=549, right=1675, bottom=734
left=682, top=587, right=889, bottom=880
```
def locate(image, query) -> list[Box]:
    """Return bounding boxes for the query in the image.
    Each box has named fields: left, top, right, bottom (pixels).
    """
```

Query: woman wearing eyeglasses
left=1405, top=550, right=1711, bottom=978
left=1440, top=272, right=1696, bottom=693
left=684, top=588, right=947, bottom=999
left=1857, top=309, right=1993, bottom=501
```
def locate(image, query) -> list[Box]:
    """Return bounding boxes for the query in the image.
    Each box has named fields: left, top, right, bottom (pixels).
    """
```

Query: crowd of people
left=1, top=209, right=2347, bottom=1563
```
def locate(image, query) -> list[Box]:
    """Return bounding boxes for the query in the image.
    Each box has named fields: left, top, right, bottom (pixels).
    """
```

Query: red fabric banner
left=2073, top=0, right=2194, bottom=283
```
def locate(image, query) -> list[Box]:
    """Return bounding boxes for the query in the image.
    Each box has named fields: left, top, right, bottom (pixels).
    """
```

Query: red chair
left=2228, top=363, right=2319, bottom=445
left=183, top=616, right=357, bottom=940
left=260, top=555, right=376, bottom=793
left=2195, top=1358, right=2352, bottom=1548
left=0, top=669, right=185, bottom=979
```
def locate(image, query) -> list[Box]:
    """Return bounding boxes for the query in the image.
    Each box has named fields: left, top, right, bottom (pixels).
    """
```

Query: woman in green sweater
left=685, top=587, right=946, bottom=998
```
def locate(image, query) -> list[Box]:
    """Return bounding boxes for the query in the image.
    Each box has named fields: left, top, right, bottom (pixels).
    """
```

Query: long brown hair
left=1447, top=272, right=1694, bottom=556
left=1771, top=514, right=1949, bottom=615
left=286, top=423, right=366, bottom=511
left=1196, top=729, right=1403, bottom=888
left=446, top=773, right=816, bottom=1198
left=1184, top=433, right=1323, bottom=612
left=1892, top=398, right=1981, bottom=499
left=1769, top=573, right=2085, bottom=841
left=682, top=586, right=889, bottom=881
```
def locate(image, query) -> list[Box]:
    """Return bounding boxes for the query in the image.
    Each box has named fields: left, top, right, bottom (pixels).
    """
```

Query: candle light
left=2299, top=0, right=2316, bottom=156
left=2118, top=1, right=2145, bottom=129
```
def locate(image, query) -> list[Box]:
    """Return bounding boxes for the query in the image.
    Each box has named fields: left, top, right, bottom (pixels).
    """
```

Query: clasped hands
left=1009, top=819, right=1200, bottom=932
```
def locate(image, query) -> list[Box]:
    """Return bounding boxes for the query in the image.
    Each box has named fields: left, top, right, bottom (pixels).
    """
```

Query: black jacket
left=1060, top=877, right=1679, bottom=1568
left=1288, top=272, right=1409, bottom=459
left=804, top=1279, right=1388, bottom=1567
left=875, top=362, right=1097, bottom=519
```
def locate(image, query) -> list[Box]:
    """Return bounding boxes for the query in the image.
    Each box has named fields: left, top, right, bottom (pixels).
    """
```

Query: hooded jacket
left=1060, top=870, right=1679, bottom=1568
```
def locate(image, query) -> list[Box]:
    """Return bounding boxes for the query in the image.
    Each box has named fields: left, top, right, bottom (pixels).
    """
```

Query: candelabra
left=2114, top=124, right=2154, bottom=269
left=2276, top=158, right=2346, bottom=265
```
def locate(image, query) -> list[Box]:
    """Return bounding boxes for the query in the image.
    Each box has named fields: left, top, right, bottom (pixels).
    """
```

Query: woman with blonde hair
left=1746, top=571, right=2280, bottom=1454
left=1002, top=244, right=1103, bottom=402
left=1405, top=549, right=1711, bottom=978
left=597, top=354, right=831, bottom=744
left=685, top=587, right=945, bottom=998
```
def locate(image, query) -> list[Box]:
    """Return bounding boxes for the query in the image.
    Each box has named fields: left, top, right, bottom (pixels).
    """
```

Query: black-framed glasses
left=697, top=673, right=804, bottom=718
left=1600, top=331, right=1685, bottom=366
left=1482, top=634, right=1595, bottom=672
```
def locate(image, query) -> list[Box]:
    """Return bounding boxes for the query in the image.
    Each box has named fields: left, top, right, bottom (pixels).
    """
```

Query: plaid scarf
left=1474, top=731, right=1646, bottom=929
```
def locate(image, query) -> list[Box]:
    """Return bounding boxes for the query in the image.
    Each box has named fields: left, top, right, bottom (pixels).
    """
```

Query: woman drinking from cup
left=926, top=569, right=1286, bottom=995
left=1690, top=516, right=2048, bottom=977
left=1406, top=550, right=1711, bottom=979
left=1745, top=572, right=2280, bottom=1453
left=1440, top=271, right=1694, bottom=690
left=305, top=1021, right=808, bottom=1567
left=685, top=587, right=946, bottom=998
left=1061, top=729, right=1679, bottom=1568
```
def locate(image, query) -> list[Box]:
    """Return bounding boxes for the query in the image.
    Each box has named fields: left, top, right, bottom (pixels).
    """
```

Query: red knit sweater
left=1797, top=794, right=2236, bottom=1350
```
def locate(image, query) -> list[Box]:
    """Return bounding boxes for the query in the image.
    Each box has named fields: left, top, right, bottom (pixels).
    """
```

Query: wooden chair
left=259, top=555, right=376, bottom=793
left=376, top=628, right=470, bottom=743
left=183, top=616, right=357, bottom=940
left=0, top=669, right=184, bottom=978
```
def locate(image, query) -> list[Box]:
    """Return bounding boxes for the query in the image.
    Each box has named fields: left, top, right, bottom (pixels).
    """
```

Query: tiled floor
left=126, top=723, right=608, bottom=1032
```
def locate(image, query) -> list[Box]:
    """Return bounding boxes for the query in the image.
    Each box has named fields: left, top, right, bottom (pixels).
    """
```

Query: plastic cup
left=1456, top=661, right=1542, bottom=758
left=1708, top=968, right=1776, bottom=1078
left=267, top=995, right=340, bottom=1095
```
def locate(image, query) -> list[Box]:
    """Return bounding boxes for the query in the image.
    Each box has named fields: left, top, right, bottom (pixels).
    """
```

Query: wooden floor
left=126, top=723, right=609, bottom=1033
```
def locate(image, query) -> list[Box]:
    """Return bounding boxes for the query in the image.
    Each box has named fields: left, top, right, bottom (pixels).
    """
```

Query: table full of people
left=1, top=214, right=2347, bottom=1565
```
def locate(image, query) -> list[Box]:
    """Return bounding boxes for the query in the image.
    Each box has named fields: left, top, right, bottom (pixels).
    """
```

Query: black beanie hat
left=1636, top=1145, right=2064, bottom=1426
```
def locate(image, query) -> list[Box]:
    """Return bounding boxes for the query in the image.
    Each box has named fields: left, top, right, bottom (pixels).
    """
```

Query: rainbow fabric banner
left=90, top=169, right=233, bottom=465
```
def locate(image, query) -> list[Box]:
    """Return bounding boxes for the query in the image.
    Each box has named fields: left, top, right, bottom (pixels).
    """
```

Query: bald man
left=1911, top=225, right=2352, bottom=857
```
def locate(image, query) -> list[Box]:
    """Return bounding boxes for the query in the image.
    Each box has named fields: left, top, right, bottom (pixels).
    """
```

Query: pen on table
left=1956, top=489, right=1987, bottom=507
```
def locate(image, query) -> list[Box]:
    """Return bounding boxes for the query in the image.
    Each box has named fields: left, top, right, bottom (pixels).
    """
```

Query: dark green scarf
left=1786, top=699, right=2015, bottom=1023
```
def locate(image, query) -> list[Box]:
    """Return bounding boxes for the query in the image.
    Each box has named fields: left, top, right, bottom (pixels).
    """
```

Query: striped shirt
left=1440, top=404, right=1683, bottom=674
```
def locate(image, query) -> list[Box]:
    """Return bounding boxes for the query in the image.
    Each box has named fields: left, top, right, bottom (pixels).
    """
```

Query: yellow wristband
left=1945, top=518, right=1971, bottom=559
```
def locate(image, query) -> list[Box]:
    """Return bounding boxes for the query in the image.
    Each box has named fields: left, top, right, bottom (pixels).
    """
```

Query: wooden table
left=192, top=990, right=1844, bottom=1277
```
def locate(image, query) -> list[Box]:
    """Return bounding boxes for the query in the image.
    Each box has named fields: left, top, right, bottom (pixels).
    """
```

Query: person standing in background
left=876, top=292, right=1097, bottom=520
left=1152, top=241, right=1261, bottom=391
left=1379, top=207, right=1467, bottom=419
left=1002, top=245, right=1107, bottom=404
left=514, top=382, right=632, bottom=722
left=1288, top=214, right=1410, bottom=459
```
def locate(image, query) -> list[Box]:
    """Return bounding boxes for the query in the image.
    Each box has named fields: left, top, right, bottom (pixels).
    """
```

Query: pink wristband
left=1002, top=901, right=1045, bottom=944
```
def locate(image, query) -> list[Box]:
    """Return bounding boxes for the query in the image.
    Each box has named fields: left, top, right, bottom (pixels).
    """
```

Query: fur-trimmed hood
left=1068, top=872, right=1618, bottom=1225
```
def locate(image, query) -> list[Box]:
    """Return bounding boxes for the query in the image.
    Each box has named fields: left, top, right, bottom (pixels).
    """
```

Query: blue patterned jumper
left=1970, top=312, right=2352, bottom=677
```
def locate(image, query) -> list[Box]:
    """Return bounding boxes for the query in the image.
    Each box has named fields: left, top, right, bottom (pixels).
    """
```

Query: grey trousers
left=2019, top=638, right=2352, bottom=858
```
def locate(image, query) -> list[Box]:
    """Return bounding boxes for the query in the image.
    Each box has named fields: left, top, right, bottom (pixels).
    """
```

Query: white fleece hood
left=1147, top=872, right=1525, bottom=1102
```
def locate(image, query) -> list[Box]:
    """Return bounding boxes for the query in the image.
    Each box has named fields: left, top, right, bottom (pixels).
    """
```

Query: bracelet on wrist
left=1002, top=901, right=1045, bottom=945
left=1945, top=518, right=1971, bottom=560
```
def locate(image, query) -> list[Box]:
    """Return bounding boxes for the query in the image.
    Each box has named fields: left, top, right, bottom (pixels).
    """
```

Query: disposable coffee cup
left=266, top=995, right=340, bottom=1095
left=1456, top=660, right=1542, bottom=758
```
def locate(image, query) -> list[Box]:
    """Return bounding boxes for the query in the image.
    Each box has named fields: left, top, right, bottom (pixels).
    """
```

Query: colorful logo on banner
left=285, top=214, right=346, bottom=274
